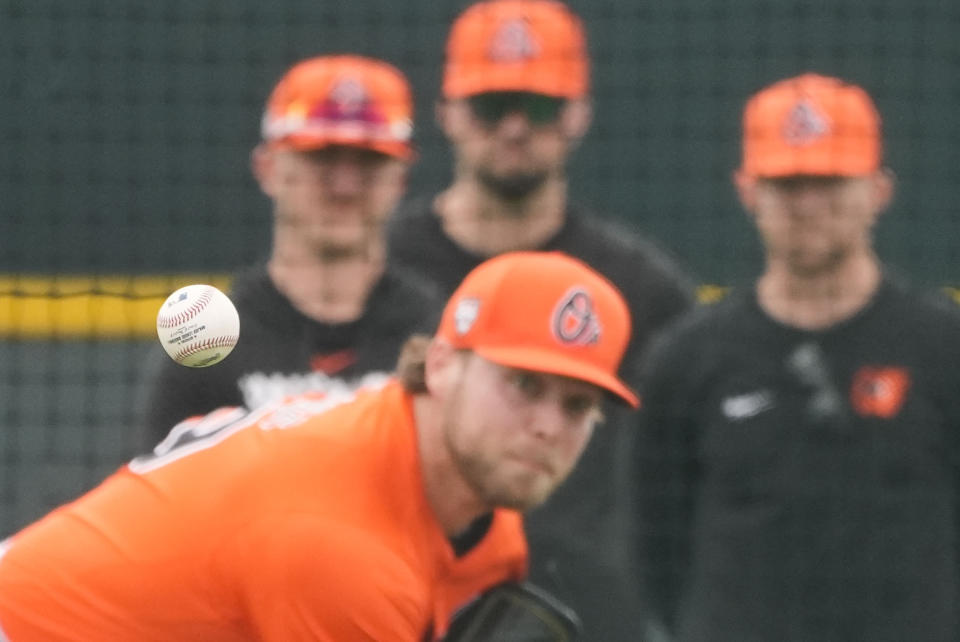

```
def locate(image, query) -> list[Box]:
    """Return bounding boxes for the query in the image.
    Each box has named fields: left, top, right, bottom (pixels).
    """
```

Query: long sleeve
left=634, top=331, right=700, bottom=633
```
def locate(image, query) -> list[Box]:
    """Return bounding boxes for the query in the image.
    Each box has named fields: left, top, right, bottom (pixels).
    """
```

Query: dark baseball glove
left=442, top=582, right=581, bottom=642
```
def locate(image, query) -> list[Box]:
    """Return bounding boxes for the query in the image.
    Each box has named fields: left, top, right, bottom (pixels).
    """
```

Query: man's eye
left=509, top=372, right=544, bottom=398
left=562, top=395, right=598, bottom=418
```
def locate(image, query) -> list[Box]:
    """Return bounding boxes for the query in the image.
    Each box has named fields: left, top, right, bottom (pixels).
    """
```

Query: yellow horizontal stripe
left=0, top=277, right=957, bottom=340
left=0, top=275, right=232, bottom=339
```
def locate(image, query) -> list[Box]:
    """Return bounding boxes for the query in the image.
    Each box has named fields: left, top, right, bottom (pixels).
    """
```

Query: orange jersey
left=0, top=381, right=527, bottom=641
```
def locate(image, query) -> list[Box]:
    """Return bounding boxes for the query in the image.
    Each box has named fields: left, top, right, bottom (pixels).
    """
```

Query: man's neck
left=412, top=394, right=489, bottom=537
left=433, top=179, right=567, bottom=257
left=267, top=240, right=385, bottom=324
left=757, top=253, right=882, bottom=330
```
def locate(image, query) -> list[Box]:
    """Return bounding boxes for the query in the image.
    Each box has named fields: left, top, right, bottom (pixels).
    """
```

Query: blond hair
left=396, top=334, right=431, bottom=393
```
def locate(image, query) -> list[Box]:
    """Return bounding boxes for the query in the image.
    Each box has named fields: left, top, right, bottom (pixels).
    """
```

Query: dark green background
left=3, top=0, right=958, bottom=285
left=1, top=0, right=959, bottom=532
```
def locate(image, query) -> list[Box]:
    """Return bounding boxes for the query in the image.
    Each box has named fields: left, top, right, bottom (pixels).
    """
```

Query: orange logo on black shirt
left=850, top=367, right=910, bottom=418
left=310, top=349, right=357, bottom=375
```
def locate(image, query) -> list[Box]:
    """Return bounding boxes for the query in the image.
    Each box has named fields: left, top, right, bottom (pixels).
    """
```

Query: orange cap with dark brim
left=437, top=251, right=638, bottom=408
left=740, top=73, right=881, bottom=177
left=261, top=55, right=414, bottom=160
left=443, top=0, right=589, bottom=99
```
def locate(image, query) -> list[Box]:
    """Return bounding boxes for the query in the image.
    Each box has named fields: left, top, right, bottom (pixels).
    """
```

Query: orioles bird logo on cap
left=552, top=289, right=601, bottom=346
left=487, top=19, right=540, bottom=63
left=327, top=77, right=368, bottom=118
left=782, top=99, right=830, bottom=146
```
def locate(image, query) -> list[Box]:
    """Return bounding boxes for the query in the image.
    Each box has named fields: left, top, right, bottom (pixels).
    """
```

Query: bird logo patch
left=327, top=76, right=368, bottom=118
left=552, top=288, right=601, bottom=346
left=782, top=99, right=830, bottom=146
left=487, top=19, right=540, bottom=63
left=850, top=366, right=910, bottom=418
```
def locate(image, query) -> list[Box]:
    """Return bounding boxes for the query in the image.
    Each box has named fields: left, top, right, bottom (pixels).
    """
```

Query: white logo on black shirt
left=787, top=342, right=843, bottom=419
left=722, top=390, right=775, bottom=420
left=238, top=370, right=391, bottom=411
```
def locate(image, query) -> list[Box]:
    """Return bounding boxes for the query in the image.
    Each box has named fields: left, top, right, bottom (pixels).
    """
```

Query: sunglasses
left=466, top=92, right=567, bottom=126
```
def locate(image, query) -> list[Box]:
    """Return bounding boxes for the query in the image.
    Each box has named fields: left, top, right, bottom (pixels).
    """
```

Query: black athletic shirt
left=138, top=263, right=442, bottom=450
left=389, top=196, right=696, bottom=642
left=636, top=275, right=960, bottom=642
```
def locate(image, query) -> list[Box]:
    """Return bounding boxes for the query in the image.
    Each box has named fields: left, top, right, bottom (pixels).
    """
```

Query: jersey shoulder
left=226, top=264, right=307, bottom=331
left=135, top=380, right=403, bottom=483
left=563, top=209, right=692, bottom=277
left=643, top=289, right=754, bottom=364
left=873, top=276, right=960, bottom=362
left=251, top=379, right=408, bottom=461
left=387, top=196, right=444, bottom=250
left=558, top=210, right=697, bottom=317
left=373, top=266, right=445, bottom=330
left=884, top=275, right=960, bottom=325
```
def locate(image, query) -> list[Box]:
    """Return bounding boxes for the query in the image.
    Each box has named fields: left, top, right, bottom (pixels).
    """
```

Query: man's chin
left=312, top=239, right=376, bottom=261
left=785, top=251, right=846, bottom=278
left=485, top=475, right=556, bottom=511
left=477, top=170, right=549, bottom=202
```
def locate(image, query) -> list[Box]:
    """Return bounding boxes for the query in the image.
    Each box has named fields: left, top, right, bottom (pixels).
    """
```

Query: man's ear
left=424, top=337, right=462, bottom=397
left=250, top=143, right=277, bottom=197
left=435, top=99, right=455, bottom=138
left=874, top=167, right=895, bottom=213
left=733, top=170, right=758, bottom=214
left=561, top=98, right=592, bottom=141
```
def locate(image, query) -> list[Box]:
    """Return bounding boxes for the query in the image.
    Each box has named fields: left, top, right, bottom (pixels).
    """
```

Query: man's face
left=438, top=92, right=588, bottom=201
left=256, top=145, right=408, bottom=258
left=439, top=353, right=601, bottom=511
left=742, top=173, right=891, bottom=277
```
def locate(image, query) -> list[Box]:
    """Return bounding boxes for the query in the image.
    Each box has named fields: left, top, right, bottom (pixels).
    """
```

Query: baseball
left=156, top=284, right=240, bottom=367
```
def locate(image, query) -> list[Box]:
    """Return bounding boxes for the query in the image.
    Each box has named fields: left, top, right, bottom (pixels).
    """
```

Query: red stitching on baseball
left=173, top=335, right=238, bottom=362
left=157, top=288, right=215, bottom=329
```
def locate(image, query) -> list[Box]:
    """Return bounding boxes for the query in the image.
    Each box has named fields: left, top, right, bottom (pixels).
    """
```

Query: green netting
left=1, top=4, right=958, bottom=626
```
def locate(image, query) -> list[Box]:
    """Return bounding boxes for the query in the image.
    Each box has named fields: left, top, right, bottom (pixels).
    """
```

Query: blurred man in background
left=139, top=55, right=441, bottom=449
left=637, top=73, right=960, bottom=642
left=388, top=1, right=695, bottom=638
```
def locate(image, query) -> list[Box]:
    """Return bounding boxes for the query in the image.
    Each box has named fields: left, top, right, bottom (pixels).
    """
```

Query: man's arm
left=634, top=331, right=700, bottom=633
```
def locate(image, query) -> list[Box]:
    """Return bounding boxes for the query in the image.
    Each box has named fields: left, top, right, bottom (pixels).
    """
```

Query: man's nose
left=787, top=185, right=832, bottom=215
left=525, top=398, right=569, bottom=441
left=493, top=110, right=533, bottom=138
left=324, top=161, right=366, bottom=196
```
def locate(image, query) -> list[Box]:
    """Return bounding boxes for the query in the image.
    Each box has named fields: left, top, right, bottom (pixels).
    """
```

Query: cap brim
left=443, top=71, right=585, bottom=99
left=741, top=139, right=880, bottom=178
left=741, top=155, right=878, bottom=178
left=474, top=345, right=640, bottom=409
left=272, top=135, right=414, bottom=160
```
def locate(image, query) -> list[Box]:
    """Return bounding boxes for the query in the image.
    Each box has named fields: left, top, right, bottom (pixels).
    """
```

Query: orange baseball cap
left=437, top=251, right=638, bottom=408
left=443, top=0, right=589, bottom=99
left=261, top=55, right=414, bottom=159
left=740, top=73, right=882, bottom=177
